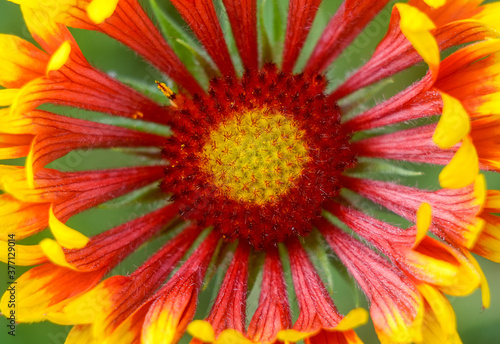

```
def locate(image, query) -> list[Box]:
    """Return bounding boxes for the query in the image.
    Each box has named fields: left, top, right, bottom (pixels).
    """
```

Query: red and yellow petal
left=0, top=241, right=47, bottom=266
left=0, top=263, right=106, bottom=322
left=0, top=194, right=49, bottom=239
left=435, top=39, right=500, bottom=120
left=14, top=0, right=204, bottom=94
left=0, top=34, right=48, bottom=88
left=190, top=243, right=250, bottom=343
left=341, top=176, right=485, bottom=249
left=322, top=223, right=423, bottom=344
left=416, top=283, right=462, bottom=344
left=276, top=239, right=367, bottom=343
left=470, top=118, right=500, bottom=171
left=332, top=0, right=499, bottom=100
left=106, top=232, right=219, bottom=344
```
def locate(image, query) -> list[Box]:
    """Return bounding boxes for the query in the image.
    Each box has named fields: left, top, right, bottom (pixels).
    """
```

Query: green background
left=1, top=0, right=499, bottom=343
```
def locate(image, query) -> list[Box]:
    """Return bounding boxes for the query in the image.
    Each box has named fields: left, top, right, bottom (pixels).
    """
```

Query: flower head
left=1, top=0, right=500, bottom=343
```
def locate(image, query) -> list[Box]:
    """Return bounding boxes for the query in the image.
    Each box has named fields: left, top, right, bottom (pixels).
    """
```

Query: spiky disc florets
left=161, top=64, right=356, bottom=248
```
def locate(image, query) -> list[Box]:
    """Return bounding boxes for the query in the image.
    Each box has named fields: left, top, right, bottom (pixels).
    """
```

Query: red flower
left=1, top=0, right=500, bottom=343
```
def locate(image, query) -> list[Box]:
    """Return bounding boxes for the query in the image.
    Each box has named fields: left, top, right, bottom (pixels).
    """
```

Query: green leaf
left=149, top=0, right=211, bottom=84
left=97, top=116, right=172, bottom=136
left=270, top=0, right=286, bottom=47
left=303, top=230, right=336, bottom=295
left=214, top=0, right=242, bottom=73
left=339, top=77, right=395, bottom=120
left=98, top=183, right=164, bottom=209
left=176, top=39, right=218, bottom=79
left=259, top=0, right=286, bottom=64
left=115, top=76, right=168, bottom=103
left=247, top=252, right=264, bottom=295
left=347, top=158, right=423, bottom=178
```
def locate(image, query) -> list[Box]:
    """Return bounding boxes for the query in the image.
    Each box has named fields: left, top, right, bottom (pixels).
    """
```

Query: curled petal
left=433, top=92, right=471, bottom=149
left=396, top=3, right=439, bottom=78
left=439, top=135, right=479, bottom=189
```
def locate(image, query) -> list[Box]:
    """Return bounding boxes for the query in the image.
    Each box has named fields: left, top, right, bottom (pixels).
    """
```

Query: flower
left=1, top=0, right=500, bottom=343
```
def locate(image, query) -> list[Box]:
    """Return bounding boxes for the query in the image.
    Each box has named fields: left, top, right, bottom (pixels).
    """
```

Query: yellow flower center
left=200, top=110, right=310, bottom=204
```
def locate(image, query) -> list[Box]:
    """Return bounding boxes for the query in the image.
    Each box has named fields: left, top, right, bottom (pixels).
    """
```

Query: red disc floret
left=161, top=64, right=355, bottom=248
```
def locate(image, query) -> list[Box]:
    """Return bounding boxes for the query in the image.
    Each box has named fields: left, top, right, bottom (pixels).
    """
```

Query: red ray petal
left=140, top=231, right=220, bottom=344
left=94, top=225, right=200, bottom=336
left=63, top=203, right=180, bottom=271
left=340, top=177, right=483, bottom=248
left=204, top=243, right=250, bottom=336
left=28, top=110, right=165, bottom=174
left=97, top=0, right=204, bottom=95
left=247, top=247, right=292, bottom=343
left=222, top=0, right=258, bottom=70
left=0, top=194, right=49, bottom=239
left=351, top=124, right=453, bottom=165
left=343, top=73, right=440, bottom=132
left=102, top=232, right=219, bottom=344
left=305, top=0, right=390, bottom=74
left=21, top=1, right=203, bottom=95
left=15, top=44, right=171, bottom=124
left=170, top=0, right=235, bottom=77
left=287, top=239, right=343, bottom=332
left=322, top=205, right=480, bottom=294
left=281, top=0, right=322, bottom=73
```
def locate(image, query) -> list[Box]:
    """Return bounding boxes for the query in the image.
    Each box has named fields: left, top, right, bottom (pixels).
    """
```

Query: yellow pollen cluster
left=201, top=111, right=310, bottom=204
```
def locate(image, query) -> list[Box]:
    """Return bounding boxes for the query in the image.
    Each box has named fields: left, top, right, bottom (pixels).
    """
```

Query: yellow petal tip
left=40, top=238, right=77, bottom=270
left=49, top=207, right=89, bottom=249
left=396, top=3, right=439, bottom=77
left=433, top=92, right=471, bottom=149
left=87, top=0, right=119, bottom=24
left=439, top=136, right=479, bottom=189
left=336, top=307, right=369, bottom=331
left=415, top=202, right=432, bottom=248
left=423, top=0, right=446, bottom=8
left=46, top=41, right=71, bottom=75
left=187, top=320, right=216, bottom=343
